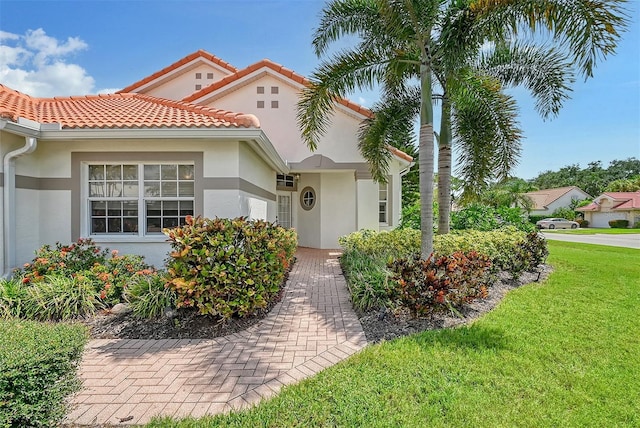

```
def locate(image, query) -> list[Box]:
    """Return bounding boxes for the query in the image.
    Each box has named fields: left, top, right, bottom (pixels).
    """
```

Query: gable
left=118, top=50, right=238, bottom=100
left=189, top=69, right=368, bottom=164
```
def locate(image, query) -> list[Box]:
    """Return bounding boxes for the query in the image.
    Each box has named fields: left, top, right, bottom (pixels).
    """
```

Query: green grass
left=147, top=241, right=640, bottom=427
left=545, top=228, right=639, bottom=235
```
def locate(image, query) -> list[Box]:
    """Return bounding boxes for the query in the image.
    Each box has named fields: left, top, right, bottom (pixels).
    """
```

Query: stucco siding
left=357, top=179, right=378, bottom=231
left=238, top=142, right=275, bottom=193
left=201, top=74, right=366, bottom=164
left=142, top=63, right=227, bottom=101
left=38, top=190, right=72, bottom=247
left=15, top=189, right=40, bottom=266
left=321, top=172, right=356, bottom=248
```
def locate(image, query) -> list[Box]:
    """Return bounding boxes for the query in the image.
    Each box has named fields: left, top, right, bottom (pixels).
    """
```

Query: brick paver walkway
left=66, top=248, right=367, bottom=425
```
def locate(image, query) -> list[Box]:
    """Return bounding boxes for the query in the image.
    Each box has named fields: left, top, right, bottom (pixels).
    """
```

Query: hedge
left=0, top=320, right=87, bottom=427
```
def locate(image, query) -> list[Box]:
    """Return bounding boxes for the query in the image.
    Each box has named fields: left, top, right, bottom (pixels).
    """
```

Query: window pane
left=179, top=165, right=194, bottom=180
left=179, top=201, right=194, bottom=216
left=92, top=218, right=106, bottom=233
left=89, top=182, right=105, bottom=197
left=146, top=217, right=162, bottom=233
left=164, top=201, right=179, bottom=216
left=123, top=201, right=138, bottom=216
left=163, top=218, right=179, bottom=228
left=146, top=201, right=162, bottom=216
left=144, top=182, right=160, bottom=197
left=106, top=182, right=122, bottom=197
left=107, top=201, right=122, bottom=216
left=161, top=164, right=177, bottom=180
left=106, top=165, right=121, bottom=180
left=123, top=181, right=138, bottom=197
left=162, top=182, right=178, bottom=197
left=91, top=201, right=106, bottom=216
left=144, top=164, right=160, bottom=180
left=89, top=165, right=104, bottom=180
left=108, top=218, right=122, bottom=233
left=123, top=165, right=138, bottom=180
left=178, top=182, right=194, bottom=197
left=123, top=218, right=138, bottom=232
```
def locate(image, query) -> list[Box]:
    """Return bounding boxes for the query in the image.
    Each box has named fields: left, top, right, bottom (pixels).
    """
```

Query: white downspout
left=3, top=136, right=37, bottom=277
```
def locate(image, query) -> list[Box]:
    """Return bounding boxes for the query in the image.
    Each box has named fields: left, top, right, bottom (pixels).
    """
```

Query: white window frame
left=379, top=180, right=389, bottom=225
left=82, top=162, right=195, bottom=241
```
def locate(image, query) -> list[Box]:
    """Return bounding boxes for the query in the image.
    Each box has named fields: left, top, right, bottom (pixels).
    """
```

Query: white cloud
left=0, top=28, right=100, bottom=97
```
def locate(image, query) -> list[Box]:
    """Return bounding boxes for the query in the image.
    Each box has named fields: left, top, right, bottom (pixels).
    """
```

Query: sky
left=1, top=0, right=638, bottom=180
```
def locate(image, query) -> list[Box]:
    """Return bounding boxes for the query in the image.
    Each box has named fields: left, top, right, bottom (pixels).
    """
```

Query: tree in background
left=531, top=157, right=640, bottom=196
left=606, top=176, right=640, bottom=192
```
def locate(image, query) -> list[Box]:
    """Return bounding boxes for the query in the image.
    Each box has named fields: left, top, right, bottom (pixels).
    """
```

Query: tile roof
left=524, top=186, right=589, bottom=210
left=577, top=191, right=640, bottom=211
left=0, top=84, right=259, bottom=129
left=182, top=58, right=374, bottom=119
left=117, top=50, right=238, bottom=94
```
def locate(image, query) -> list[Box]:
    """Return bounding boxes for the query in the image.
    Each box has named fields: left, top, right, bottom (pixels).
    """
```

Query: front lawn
left=545, top=228, right=639, bottom=235
left=147, top=241, right=640, bottom=427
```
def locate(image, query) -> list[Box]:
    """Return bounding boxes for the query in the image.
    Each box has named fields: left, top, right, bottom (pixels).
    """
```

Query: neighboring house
left=524, top=186, right=591, bottom=217
left=0, top=50, right=412, bottom=274
left=576, top=192, right=640, bottom=228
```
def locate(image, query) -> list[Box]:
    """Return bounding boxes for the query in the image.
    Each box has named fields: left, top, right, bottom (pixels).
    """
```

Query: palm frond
left=470, top=0, right=629, bottom=79
left=480, top=41, right=575, bottom=119
left=296, top=48, right=390, bottom=150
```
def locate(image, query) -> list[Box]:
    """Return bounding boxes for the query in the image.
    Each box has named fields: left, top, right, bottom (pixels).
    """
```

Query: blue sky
left=1, top=0, right=638, bottom=179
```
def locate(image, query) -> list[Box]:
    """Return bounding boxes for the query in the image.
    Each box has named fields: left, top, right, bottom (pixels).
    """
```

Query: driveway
left=542, top=232, right=640, bottom=249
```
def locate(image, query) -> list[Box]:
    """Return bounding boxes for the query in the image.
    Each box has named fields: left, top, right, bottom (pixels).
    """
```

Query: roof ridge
left=117, top=49, right=239, bottom=94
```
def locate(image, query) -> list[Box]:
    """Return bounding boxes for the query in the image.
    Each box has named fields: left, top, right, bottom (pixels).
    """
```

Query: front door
left=277, top=193, right=292, bottom=228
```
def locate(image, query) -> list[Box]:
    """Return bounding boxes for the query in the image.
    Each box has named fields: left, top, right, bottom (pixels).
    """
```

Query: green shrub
left=164, top=216, right=297, bottom=319
left=15, top=238, right=109, bottom=284
left=551, top=206, right=576, bottom=221
left=577, top=219, right=589, bottom=228
left=388, top=251, right=493, bottom=317
left=339, top=228, right=549, bottom=310
left=451, top=204, right=534, bottom=232
left=14, top=239, right=155, bottom=309
left=338, top=228, right=420, bottom=259
left=340, top=250, right=393, bottom=311
left=0, top=278, right=26, bottom=319
left=125, top=272, right=176, bottom=319
left=21, top=275, right=102, bottom=321
left=83, top=251, right=154, bottom=305
left=608, top=219, right=629, bottom=228
left=634, top=222, right=640, bottom=229
left=0, top=319, right=87, bottom=427
left=527, top=215, right=547, bottom=225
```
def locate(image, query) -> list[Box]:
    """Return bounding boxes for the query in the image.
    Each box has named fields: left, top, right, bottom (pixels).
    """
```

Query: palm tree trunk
left=419, top=61, right=435, bottom=258
left=438, top=96, right=452, bottom=234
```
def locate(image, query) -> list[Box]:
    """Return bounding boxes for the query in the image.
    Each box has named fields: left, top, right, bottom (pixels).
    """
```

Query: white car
left=536, top=218, right=579, bottom=229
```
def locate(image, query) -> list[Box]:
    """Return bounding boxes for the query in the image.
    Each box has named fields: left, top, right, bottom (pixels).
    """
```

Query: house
left=576, top=191, right=640, bottom=228
left=0, top=50, right=413, bottom=274
left=523, top=186, right=591, bottom=217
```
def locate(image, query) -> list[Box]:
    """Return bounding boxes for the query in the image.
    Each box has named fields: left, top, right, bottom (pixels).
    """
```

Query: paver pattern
left=66, top=248, right=367, bottom=425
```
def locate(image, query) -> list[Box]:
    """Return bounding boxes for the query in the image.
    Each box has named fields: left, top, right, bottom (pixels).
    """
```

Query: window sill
left=88, top=234, right=169, bottom=243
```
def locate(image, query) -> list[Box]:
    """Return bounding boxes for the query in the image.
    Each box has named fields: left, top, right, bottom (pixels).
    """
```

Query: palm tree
left=297, top=0, right=628, bottom=259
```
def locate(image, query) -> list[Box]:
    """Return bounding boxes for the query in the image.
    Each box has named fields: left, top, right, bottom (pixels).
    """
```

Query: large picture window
left=87, top=163, right=194, bottom=235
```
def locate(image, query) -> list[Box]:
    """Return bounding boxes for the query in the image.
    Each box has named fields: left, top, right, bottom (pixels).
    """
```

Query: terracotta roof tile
left=576, top=191, right=640, bottom=211
left=387, top=146, right=414, bottom=162
left=182, top=58, right=375, bottom=119
left=117, top=50, right=238, bottom=94
left=0, top=84, right=259, bottom=129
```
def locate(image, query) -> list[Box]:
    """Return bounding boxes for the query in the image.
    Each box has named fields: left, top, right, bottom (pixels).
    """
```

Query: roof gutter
left=2, top=120, right=39, bottom=278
